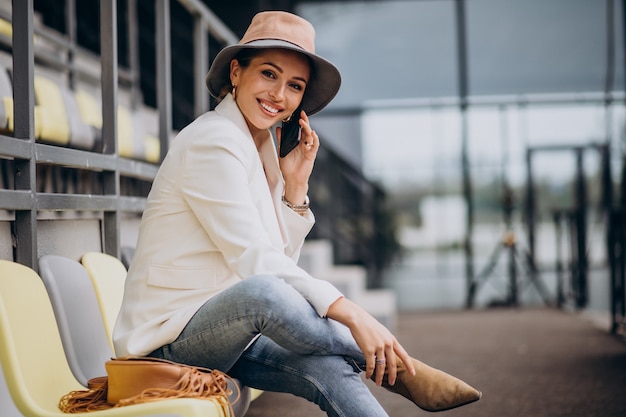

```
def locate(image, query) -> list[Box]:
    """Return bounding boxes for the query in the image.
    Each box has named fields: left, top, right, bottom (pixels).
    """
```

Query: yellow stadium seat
left=2, top=96, right=12, bottom=132
left=80, top=252, right=127, bottom=349
left=0, top=18, right=12, bottom=39
left=143, top=133, right=161, bottom=163
left=75, top=88, right=103, bottom=130
left=34, top=75, right=71, bottom=145
left=117, top=106, right=135, bottom=159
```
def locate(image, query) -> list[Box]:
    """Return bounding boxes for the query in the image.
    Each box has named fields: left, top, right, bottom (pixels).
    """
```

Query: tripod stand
left=466, top=188, right=552, bottom=308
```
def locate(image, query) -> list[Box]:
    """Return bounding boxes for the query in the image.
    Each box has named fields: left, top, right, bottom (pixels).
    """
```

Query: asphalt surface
left=243, top=308, right=626, bottom=417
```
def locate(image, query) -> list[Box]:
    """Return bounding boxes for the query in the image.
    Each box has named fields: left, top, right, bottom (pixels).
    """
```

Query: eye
left=289, top=82, right=305, bottom=91
left=262, top=70, right=276, bottom=79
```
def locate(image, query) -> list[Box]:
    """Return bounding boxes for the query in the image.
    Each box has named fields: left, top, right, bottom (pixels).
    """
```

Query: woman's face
left=230, top=49, right=310, bottom=135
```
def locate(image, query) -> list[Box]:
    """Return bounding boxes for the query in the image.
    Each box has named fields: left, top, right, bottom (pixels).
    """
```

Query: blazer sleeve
left=179, top=124, right=342, bottom=317
left=280, top=202, right=314, bottom=262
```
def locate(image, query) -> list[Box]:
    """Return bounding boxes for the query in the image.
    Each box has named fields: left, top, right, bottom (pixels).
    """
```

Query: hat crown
left=240, top=11, right=315, bottom=54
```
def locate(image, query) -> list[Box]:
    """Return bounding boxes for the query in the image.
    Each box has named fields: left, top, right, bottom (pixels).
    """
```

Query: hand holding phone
left=279, top=104, right=303, bottom=158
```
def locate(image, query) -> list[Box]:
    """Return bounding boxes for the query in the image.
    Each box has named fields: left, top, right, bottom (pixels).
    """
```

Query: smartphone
left=279, top=104, right=303, bottom=158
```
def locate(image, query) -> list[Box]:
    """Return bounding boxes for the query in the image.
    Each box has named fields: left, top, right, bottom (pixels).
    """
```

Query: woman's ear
left=229, top=59, right=240, bottom=87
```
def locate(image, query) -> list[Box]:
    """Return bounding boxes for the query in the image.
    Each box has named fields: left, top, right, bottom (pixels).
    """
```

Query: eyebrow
left=262, top=62, right=308, bottom=84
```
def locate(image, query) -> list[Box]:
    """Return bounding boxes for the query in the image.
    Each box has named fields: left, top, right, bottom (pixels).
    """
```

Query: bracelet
left=282, top=195, right=310, bottom=214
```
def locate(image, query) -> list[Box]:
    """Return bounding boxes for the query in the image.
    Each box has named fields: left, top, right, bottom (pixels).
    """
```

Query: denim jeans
left=148, top=275, right=389, bottom=417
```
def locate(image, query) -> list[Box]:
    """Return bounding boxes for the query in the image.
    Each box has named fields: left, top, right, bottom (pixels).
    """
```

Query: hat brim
left=205, top=39, right=341, bottom=116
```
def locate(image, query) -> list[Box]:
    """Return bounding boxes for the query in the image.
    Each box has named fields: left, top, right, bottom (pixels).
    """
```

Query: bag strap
left=112, top=355, right=216, bottom=374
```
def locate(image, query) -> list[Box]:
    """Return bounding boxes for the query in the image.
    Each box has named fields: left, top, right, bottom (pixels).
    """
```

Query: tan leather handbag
left=59, top=356, right=236, bottom=414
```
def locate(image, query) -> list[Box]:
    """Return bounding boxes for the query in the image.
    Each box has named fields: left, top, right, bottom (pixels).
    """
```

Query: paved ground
left=243, top=308, right=626, bottom=417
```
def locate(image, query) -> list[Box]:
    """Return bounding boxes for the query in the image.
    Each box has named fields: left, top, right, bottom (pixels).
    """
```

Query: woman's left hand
left=277, top=109, right=318, bottom=204
left=326, top=297, right=416, bottom=387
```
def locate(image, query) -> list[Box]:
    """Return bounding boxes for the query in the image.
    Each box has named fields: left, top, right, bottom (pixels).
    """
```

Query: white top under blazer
left=113, top=94, right=343, bottom=357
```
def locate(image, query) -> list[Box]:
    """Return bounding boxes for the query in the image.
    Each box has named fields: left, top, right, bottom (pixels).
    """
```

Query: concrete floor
left=243, top=308, right=626, bottom=417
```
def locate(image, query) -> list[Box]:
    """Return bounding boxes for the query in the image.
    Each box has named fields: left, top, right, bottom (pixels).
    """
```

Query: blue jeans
left=148, top=275, right=389, bottom=417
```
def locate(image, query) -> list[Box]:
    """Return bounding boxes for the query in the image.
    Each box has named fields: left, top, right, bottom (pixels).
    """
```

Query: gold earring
left=282, top=114, right=292, bottom=123
left=232, top=85, right=237, bottom=100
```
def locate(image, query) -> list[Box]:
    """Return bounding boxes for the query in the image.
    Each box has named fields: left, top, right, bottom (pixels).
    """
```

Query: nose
left=269, top=84, right=286, bottom=101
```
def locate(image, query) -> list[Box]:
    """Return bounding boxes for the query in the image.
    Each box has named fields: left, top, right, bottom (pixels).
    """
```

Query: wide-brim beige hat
left=205, top=11, right=341, bottom=115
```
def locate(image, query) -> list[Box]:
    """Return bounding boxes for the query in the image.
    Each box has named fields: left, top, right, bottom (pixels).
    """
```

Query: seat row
left=0, top=253, right=252, bottom=417
left=0, top=58, right=161, bottom=163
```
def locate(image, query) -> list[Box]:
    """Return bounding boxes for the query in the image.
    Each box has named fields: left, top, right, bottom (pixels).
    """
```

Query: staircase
left=299, top=240, right=397, bottom=331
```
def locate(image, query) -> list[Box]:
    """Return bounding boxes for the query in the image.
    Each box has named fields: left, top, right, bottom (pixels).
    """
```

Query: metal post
left=455, top=0, right=475, bottom=308
left=554, top=212, right=564, bottom=308
left=194, top=14, right=209, bottom=116
left=618, top=150, right=626, bottom=330
left=156, top=0, right=172, bottom=161
left=618, top=212, right=625, bottom=332
left=507, top=242, right=518, bottom=306
left=127, top=0, right=141, bottom=109
left=101, top=0, right=120, bottom=258
left=574, top=148, right=587, bottom=309
left=12, top=0, right=37, bottom=268
left=525, top=149, right=536, bottom=267
left=500, top=105, right=513, bottom=228
left=101, top=0, right=119, bottom=157
left=608, top=0, right=626, bottom=334
left=66, top=0, right=77, bottom=88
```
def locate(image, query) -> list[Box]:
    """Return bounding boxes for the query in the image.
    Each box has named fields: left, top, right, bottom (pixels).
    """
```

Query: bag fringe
left=58, top=377, right=111, bottom=413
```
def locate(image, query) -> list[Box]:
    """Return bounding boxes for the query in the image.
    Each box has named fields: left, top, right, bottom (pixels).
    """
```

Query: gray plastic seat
left=120, top=245, right=136, bottom=270
left=39, top=254, right=112, bottom=386
left=0, top=64, right=13, bottom=131
left=60, top=85, right=96, bottom=150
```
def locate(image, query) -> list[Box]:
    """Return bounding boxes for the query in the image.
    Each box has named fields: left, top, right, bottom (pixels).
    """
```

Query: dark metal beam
left=455, top=0, right=475, bottom=308
left=12, top=0, right=37, bottom=268
left=101, top=0, right=121, bottom=258
left=610, top=0, right=626, bottom=334
left=194, top=13, right=209, bottom=116
left=0, top=190, right=33, bottom=211
left=35, top=143, right=157, bottom=179
left=0, top=136, right=32, bottom=159
left=177, top=0, right=238, bottom=45
left=0, top=190, right=147, bottom=213
left=156, top=0, right=172, bottom=161
left=127, top=0, right=141, bottom=108
left=38, top=194, right=146, bottom=212
left=525, top=149, right=536, bottom=268
left=574, top=148, right=587, bottom=309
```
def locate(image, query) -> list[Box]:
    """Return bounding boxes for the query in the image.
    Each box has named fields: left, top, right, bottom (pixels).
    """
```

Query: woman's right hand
left=326, top=297, right=416, bottom=386
left=278, top=110, right=318, bottom=206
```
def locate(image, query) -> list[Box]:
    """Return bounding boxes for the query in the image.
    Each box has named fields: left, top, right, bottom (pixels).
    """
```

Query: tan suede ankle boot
left=373, top=357, right=482, bottom=412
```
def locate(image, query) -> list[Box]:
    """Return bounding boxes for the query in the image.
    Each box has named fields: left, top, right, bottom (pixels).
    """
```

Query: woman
left=113, top=11, right=481, bottom=417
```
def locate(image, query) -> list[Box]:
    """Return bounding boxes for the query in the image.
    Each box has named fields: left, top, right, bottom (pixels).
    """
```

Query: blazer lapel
left=258, top=134, right=283, bottom=201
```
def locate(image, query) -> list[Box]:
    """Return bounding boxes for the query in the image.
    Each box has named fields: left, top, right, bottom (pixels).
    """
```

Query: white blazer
left=113, top=94, right=343, bottom=357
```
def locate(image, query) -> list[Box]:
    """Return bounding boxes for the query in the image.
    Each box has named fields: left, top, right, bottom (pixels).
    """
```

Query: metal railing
left=0, top=0, right=237, bottom=268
